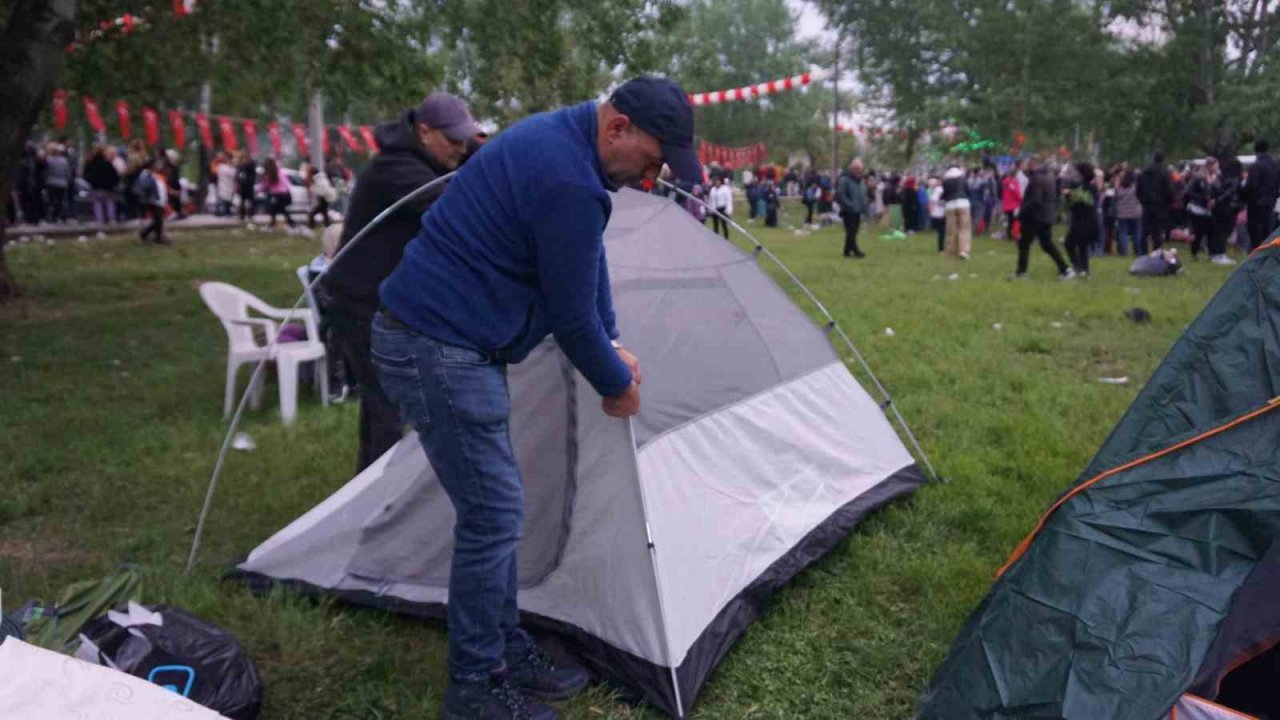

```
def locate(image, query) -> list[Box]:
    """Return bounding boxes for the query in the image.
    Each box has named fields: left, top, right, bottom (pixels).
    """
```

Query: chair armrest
left=227, top=317, right=278, bottom=333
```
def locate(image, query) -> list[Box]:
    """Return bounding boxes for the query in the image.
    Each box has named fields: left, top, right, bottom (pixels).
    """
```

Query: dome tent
left=919, top=232, right=1280, bottom=720
left=232, top=187, right=927, bottom=717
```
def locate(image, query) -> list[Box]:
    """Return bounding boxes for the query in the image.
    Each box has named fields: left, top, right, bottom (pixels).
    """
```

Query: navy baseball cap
left=415, top=93, right=482, bottom=142
left=609, top=77, right=701, bottom=183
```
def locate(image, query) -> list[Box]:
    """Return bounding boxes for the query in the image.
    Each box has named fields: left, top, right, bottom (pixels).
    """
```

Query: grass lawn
left=0, top=201, right=1241, bottom=719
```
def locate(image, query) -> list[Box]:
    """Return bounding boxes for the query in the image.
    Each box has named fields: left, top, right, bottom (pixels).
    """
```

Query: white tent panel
left=637, top=362, right=916, bottom=662
left=0, top=638, right=227, bottom=719
left=240, top=440, right=421, bottom=586
left=519, top=383, right=669, bottom=665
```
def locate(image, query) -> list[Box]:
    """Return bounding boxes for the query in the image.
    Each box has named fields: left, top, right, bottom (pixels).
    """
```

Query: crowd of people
left=8, top=136, right=358, bottom=244
left=657, top=139, right=1280, bottom=280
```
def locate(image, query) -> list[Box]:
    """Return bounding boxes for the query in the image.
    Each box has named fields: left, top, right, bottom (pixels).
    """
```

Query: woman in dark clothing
left=83, top=144, right=120, bottom=225
left=900, top=176, right=919, bottom=232
left=235, top=149, right=258, bottom=222
left=1184, top=164, right=1214, bottom=259
left=1208, top=159, right=1243, bottom=265
left=1062, top=162, right=1099, bottom=276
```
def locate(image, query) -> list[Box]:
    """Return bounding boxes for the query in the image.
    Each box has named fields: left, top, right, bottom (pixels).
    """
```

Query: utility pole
left=308, top=90, right=325, bottom=170
left=831, top=31, right=841, bottom=180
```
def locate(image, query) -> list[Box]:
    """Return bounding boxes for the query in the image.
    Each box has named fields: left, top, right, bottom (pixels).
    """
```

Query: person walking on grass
left=257, top=158, right=301, bottom=234
left=1062, top=162, right=1098, bottom=277
left=1000, top=169, right=1022, bottom=241
left=710, top=174, right=733, bottom=239
left=900, top=176, right=919, bottom=233
left=1114, top=169, right=1142, bottom=256
left=1184, top=162, right=1214, bottom=260
left=836, top=158, right=869, bottom=258
left=134, top=158, right=171, bottom=245
left=235, top=149, right=257, bottom=223
left=1013, top=158, right=1072, bottom=280
left=1138, top=150, right=1174, bottom=251
left=214, top=151, right=237, bottom=217
left=1208, top=158, right=1243, bottom=266
left=941, top=165, right=971, bottom=259
left=374, top=76, right=699, bottom=720
left=928, top=176, right=945, bottom=252
left=1243, top=139, right=1279, bottom=250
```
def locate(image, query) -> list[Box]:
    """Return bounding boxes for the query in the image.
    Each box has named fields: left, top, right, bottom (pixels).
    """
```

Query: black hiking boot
left=505, top=641, right=590, bottom=702
left=442, top=671, right=556, bottom=720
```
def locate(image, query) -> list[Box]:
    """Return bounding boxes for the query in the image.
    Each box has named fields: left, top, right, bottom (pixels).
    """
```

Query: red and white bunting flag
left=359, top=125, right=378, bottom=153
left=115, top=100, right=132, bottom=138
left=194, top=113, right=213, bottom=147
left=689, top=68, right=829, bottom=107
left=52, top=90, right=68, bottom=129
left=291, top=123, right=309, bottom=156
left=242, top=119, right=259, bottom=156
left=83, top=96, right=105, bottom=133
left=337, top=124, right=361, bottom=153
left=142, top=106, right=160, bottom=145
left=267, top=121, right=283, bottom=158
left=169, top=110, right=187, bottom=147
left=217, top=116, right=238, bottom=151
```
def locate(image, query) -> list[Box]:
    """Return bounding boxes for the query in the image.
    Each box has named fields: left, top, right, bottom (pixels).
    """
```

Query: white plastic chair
left=198, top=281, right=329, bottom=425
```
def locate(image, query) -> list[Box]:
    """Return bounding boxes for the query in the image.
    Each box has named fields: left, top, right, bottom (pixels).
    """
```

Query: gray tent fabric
left=233, top=188, right=924, bottom=716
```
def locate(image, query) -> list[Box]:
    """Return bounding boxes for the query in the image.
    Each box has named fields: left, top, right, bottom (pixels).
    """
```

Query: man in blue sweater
left=373, top=76, right=699, bottom=720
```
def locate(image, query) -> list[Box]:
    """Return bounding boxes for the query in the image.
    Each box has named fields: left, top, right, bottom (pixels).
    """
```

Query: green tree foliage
left=60, top=0, right=443, bottom=123
left=431, top=0, right=687, bottom=125
left=821, top=0, right=1280, bottom=163
left=649, top=0, right=842, bottom=164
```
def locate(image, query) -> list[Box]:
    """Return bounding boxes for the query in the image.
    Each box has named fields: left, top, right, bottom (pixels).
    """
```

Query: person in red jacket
left=1000, top=168, right=1023, bottom=241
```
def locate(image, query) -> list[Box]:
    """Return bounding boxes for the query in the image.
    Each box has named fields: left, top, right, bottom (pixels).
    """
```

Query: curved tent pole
left=185, top=171, right=458, bottom=575
left=658, top=178, right=939, bottom=482
left=624, top=418, right=686, bottom=718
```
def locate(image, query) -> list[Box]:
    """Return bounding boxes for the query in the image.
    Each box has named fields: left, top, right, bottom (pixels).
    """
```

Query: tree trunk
left=0, top=0, right=75, bottom=302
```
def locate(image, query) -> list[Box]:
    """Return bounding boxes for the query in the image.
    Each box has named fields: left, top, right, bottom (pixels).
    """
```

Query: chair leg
left=318, top=357, right=330, bottom=407
left=249, top=363, right=266, bottom=410
left=278, top=358, right=299, bottom=425
left=224, top=361, right=239, bottom=418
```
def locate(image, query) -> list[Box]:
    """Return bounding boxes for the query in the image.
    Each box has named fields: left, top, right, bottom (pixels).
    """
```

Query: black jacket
left=1137, top=162, right=1174, bottom=210
left=1211, top=173, right=1243, bottom=218
left=1185, top=177, right=1211, bottom=210
left=235, top=160, right=257, bottom=193
left=941, top=174, right=967, bottom=203
left=1244, top=152, right=1280, bottom=209
left=1019, top=167, right=1058, bottom=225
left=322, top=109, right=450, bottom=312
left=84, top=155, right=119, bottom=192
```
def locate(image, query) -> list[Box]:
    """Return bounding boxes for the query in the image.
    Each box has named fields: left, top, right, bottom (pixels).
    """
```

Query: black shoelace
left=492, top=677, right=531, bottom=720
left=524, top=644, right=556, bottom=674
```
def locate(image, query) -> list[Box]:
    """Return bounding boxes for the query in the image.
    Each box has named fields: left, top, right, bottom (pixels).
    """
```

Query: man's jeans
left=370, top=312, right=527, bottom=680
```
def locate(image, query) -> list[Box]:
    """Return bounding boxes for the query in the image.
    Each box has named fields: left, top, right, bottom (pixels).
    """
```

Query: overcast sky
left=789, top=0, right=834, bottom=43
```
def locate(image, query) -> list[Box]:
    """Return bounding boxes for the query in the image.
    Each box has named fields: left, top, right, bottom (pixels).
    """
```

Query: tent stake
left=659, top=179, right=939, bottom=482
left=185, top=172, right=458, bottom=575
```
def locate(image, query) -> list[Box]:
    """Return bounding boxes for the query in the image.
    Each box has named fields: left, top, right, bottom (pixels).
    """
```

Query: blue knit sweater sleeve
left=529, top=183, right=632, bottom=397
left=596, top=251, right=619, bottom=340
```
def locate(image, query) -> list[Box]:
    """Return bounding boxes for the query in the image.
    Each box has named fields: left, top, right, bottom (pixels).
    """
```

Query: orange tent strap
left=997, top=397, right=1280, bottom=577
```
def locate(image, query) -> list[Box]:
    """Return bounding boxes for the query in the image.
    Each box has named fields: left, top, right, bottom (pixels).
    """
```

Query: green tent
left=919, top=234, right=1280, bottom=720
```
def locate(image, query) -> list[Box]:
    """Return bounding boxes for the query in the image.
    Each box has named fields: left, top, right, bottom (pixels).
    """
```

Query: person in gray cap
left=320, top=92, right=482, bottom=474
left=373, top=76, right=699, bottom=720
